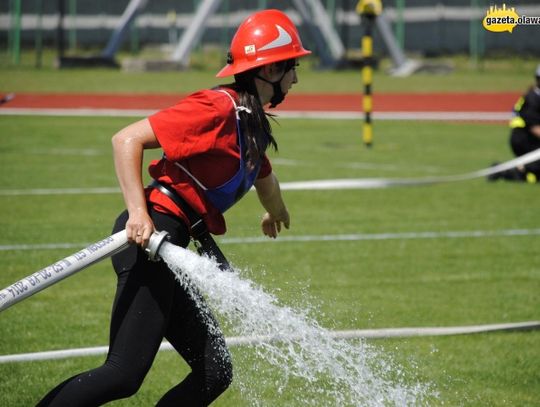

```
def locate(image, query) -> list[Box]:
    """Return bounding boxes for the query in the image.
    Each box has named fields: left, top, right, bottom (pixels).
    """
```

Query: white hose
left=0, top=230, right=129, bottom=313
left=282, top=147, right=540, bottom=190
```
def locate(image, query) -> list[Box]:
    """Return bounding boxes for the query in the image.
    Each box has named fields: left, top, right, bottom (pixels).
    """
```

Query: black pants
left=510, top=127, right=540, bottom=176
left=36, top=208, right=233, bottom=406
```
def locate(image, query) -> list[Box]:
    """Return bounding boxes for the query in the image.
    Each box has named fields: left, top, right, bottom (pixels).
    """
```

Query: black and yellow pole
left=356, top=0, right=382, bottom=147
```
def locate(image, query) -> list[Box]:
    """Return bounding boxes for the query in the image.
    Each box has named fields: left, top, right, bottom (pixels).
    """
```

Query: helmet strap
left=255, top=70, right=289, bottom=108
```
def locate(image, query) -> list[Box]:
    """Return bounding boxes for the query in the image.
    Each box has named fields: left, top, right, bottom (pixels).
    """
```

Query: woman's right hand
left=126, top=208, right=155, bottom=248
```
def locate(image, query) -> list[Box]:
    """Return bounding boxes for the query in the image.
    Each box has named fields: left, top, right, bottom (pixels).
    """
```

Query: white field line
left=0, top=187, right=121, bottom=196
left=29, top=148, right=104, bottom=156
left=1, top=228, right=539, bottom=252
left=0, top=107, right=509, bottom=121
left=217, top=229, right=540, bottom=245
left=275, top=159, right=442, bottom=173
left=1, top=321, right=538, bottom=364
left=3, top=148, right=540, bottom=197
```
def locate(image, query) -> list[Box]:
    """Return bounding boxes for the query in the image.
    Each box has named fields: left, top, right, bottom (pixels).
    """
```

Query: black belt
left=149, top=180, right=231, bottom=271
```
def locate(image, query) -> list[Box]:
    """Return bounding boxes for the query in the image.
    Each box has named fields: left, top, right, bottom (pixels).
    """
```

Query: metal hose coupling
left=145, top=230, right=170, bottom=262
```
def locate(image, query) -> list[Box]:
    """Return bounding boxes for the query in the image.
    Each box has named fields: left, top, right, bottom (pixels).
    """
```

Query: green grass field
left=1, top=50, right=538, bottom=93
left=0, top=60, right=539, bottom=406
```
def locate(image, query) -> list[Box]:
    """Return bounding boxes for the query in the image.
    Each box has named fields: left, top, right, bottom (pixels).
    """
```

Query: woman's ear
left=258, top=64, right=271, bottom=79
left=259, top=63, right=280, bottom=81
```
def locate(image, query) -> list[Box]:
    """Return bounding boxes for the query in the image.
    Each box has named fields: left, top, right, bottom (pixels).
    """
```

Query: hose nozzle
left=145, top=230, right=170, bottom=262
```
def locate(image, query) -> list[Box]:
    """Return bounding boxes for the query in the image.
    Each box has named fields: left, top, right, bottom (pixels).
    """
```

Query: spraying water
left=159, top=242, right=437, bottom=406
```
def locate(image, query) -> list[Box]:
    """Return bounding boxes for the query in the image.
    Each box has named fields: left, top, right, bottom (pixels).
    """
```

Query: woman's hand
left=126, top=208, right=155, bottom=247
left=261, top=209, right=290, bottom=239
left=255, top=172, right=290, bottom=239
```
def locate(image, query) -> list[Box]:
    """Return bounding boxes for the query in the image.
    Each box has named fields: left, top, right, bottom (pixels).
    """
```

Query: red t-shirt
left=146, top=88, right=272, bottom=235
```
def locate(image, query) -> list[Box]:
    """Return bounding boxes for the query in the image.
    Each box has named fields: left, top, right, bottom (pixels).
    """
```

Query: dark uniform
left=509, top=86, right=540, bottom=178
left=489, top=66, right=540, bottom=183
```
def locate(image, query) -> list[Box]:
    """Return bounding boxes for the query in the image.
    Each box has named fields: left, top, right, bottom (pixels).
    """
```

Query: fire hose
left=0, top=230, right=170, bottom=313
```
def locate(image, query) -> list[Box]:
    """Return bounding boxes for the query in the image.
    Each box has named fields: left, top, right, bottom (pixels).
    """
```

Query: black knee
left=201, top=350, right=233, bottom=403
left=111, top=377, right=144, bottom=399
left=98, top=366, right=146, bottom=399
left=210, top=356, right=233, bottom=394
left=155, top=351, right=233, bottom=407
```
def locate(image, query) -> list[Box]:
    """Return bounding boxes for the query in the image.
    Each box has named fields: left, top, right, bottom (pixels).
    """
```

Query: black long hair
left=220, top=60, right=294, bottom=169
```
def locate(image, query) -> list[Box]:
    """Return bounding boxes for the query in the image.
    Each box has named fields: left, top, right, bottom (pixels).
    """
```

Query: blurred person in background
left=37, top=9, right=310, bottom=407
left=489, top=64, right=540, bottom=183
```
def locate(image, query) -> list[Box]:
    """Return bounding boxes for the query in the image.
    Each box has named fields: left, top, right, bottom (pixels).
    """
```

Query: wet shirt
left=147, top=89, right=272, bottom=235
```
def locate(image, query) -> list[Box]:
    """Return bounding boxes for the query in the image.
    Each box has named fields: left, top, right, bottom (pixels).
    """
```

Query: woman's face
left=280, top=64, right=298, bottom=94
left=263, top=61, right=298, bottom=98
left=256, top=60, right=299, bottom=105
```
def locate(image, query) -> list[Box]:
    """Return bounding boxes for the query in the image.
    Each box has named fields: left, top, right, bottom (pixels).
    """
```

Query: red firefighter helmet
left=216, top=9, right=311, bottom=78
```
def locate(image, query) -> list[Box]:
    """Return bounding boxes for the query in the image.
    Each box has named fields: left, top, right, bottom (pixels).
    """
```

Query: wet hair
left=221, top=59, right=295, bottom=168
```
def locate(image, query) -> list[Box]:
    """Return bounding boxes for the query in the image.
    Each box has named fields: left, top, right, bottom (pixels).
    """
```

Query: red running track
left=0, top=92, right=520, bottom=112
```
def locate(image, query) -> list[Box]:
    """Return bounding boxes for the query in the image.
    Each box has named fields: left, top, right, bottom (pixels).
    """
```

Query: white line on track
left=1, top=228, right=539, bottom=251
left=1, top=321, right=538, bottom=364
left=0, top=107, right=153, bottom=117
left=0, top=107, right=509, bottom=121
left=275, top=111, right=509, bottom=121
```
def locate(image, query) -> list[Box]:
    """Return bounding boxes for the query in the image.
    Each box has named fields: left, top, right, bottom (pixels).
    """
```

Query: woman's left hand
left=261, top=210, right=290, bottom=239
